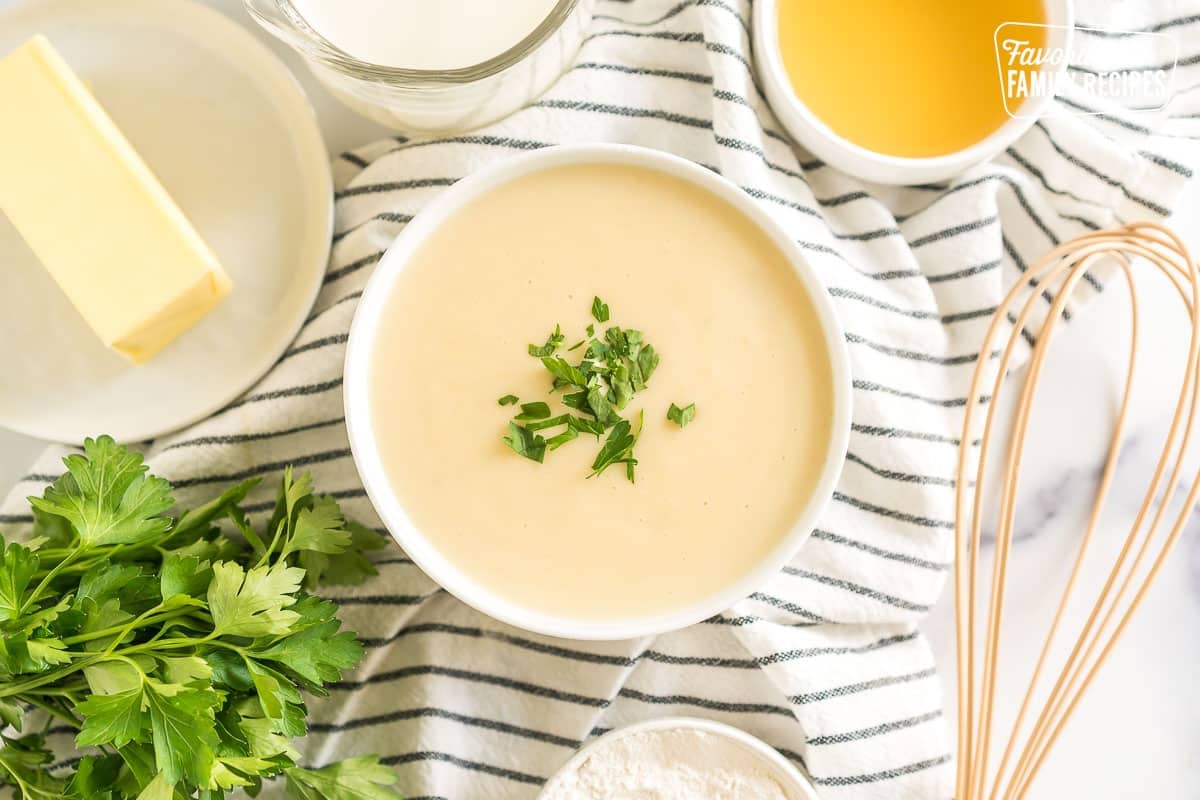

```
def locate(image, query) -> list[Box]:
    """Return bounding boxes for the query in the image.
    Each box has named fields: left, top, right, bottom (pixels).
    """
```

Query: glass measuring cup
left=244, top=0, right=591, bottom=134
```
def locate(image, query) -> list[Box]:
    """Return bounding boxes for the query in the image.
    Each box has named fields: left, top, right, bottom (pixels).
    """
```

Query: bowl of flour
left=538, top=717, right=818, bottom=800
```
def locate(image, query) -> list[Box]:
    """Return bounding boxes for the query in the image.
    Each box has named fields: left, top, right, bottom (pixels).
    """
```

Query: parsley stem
left=99, top=604, right=212, bottom=657
left=20, top=547, right=84, bottom=616
left=0, top=638, right=236, bottom=699
left=0, top=755, right=43, bottom=800
left=21, top=695, right=79, bottom=727
left=0, top=655, right=106, bottom=698
left=257, top=522, right=288, bottom=568
left=61, top=607, right=198, bottom=647
left=29, top=686, right=86, bottom=698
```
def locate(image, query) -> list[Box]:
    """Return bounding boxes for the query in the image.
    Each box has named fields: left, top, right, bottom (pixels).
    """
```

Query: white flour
left=539, top=728, right=798, bottom=800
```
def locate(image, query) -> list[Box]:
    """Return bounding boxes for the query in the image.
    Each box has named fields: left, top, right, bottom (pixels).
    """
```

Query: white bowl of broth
left=344, top=144, right=851, bottom=640
left=753, top=0, right=1073, bottom=185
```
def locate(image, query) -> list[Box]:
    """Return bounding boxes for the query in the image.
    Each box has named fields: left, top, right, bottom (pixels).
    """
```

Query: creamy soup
left=368, top=163, right=833, bottom=620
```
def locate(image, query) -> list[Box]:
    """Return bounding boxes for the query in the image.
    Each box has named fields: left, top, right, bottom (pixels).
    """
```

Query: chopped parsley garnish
left=527, top=324, right=565, bottom=357
left=589, top=411, right=643, bottom=480
left=498, top=298, right=692, bottom=481
left=514, top=401, right=552, bottom=421
left=570, top=416, right=606, bottom=437
left=503, top=422, right=546, bottom=463
left=667, top=402, right=696, bottom=428
left=542, top=356, right=588, bottom=387
left=498, top=394, right=519, bottom=406
left=526, top=413, right=570, bottom=432
left=546, top=426, right=578, bottom=450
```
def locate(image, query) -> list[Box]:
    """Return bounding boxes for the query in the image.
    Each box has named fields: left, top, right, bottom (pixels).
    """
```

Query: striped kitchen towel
left=3, top=0, right=1198, bottom=797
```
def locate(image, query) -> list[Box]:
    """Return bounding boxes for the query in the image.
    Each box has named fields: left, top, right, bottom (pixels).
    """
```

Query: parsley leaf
left=590, top=419, right=636, bottom=477
left=497, top=394, right=519, bottom=406
left=76, top=686, right=145, bottom=748
left=299, top=522, right=386, bottom=589
left=143, top=679, right=219, bottom=785
left=28, top=435, right=172, bottom=547
left=561, top=391, right=588, bottom=411
left=0, top=699, right=21, bottom=731
left=502, top=422, right=547, bottom=463
left=171, top=478, right=258, bottom=541
left=637, top=344, right=660, bottom=383
left=570, top=417, right=606, bottom=437
left=133, top=771, right=173, bottom=800
left=285, top=756, right=404, bottom=800
left=586, top=387, right=613, bottom=424
left=279, top=495, right=352, bottom=560
left=514, top=401, right=552, bottom=421
left=245, top=660, right=301, bottom=722
left=546, top=427, right=578, bottom=450
left=254, top=619, right=363, bottom=687
left=541, top=357, right=589, bottom=388
left=668, top=402, right=697, bottom=428
left=525, top=414, right=571, bottom=433
left=0, top=542, right=36, bottom=622
left=208, top=563, right=304, bottom=638
left=527, top=324, right=565, bottom=357
left=0, top=734, right=64, bottom=799
left=160, top=554, right=212, bottom=601
left=591, top=296, right=610, bottom=323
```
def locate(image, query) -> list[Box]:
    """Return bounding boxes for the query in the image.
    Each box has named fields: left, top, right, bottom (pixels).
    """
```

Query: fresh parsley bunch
left=0, top=436, right=404, bottom=799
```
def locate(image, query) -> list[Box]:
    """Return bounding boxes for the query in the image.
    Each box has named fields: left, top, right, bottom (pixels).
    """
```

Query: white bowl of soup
left=753, top=0, right=1073, bottom=185
left=344, top=144, right=851, bottom=640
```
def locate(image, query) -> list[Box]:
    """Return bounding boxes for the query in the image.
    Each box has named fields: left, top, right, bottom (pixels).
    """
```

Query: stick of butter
left=0, top=36, right=232, bottom=364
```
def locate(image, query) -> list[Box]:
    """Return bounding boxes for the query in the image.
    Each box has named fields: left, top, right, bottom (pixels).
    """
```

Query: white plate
left=0, top=0, right=332, bottom=443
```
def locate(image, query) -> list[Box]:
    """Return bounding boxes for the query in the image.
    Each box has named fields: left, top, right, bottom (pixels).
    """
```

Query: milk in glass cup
left=244, top=0, right=591, bottom=134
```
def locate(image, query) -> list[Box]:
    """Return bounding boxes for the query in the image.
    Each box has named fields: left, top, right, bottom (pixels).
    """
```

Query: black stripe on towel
left=381, top=751, right=544, bottom=786
left=833, top=492, right=956, bottom=530
left=806, top=709, right=943, bottom=746
left=617, top=687, right=797, bottom=717
left=330, top=665, right=612, bottom=708
left=169, top=448, right=352, bottom=489
left=783, top=567, right=932, bottom=613
left=810, top=529, right=950, bottom=572
left=789, top=667, right=938, bottom=704
left=310, top=706, right=580, bottom=748
left=845, top=451, right=954, bottom=487
left=160, top=417, right=345, bottom=452
left=222, top=378, right=343, bottom=412
left=811, top=753, right=953, bottom=787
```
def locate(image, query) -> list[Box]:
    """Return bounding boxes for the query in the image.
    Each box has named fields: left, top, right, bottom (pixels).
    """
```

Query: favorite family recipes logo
left=995, top=23, right=1178, bottom=117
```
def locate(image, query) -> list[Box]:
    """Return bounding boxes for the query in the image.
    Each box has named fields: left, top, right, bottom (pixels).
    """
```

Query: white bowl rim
left=751, top=0, right=1075, bottom=184
left=344, top=142, right=852, bottom=641
left=535, top=716, right=820, bottom=800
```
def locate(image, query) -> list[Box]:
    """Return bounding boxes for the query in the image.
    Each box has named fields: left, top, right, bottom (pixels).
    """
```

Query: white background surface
left=1, top=1, right=1197, bottom=796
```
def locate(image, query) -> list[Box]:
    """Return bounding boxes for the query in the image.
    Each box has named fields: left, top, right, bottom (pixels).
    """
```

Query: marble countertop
left=1, top=1, right=1196, bottom=796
